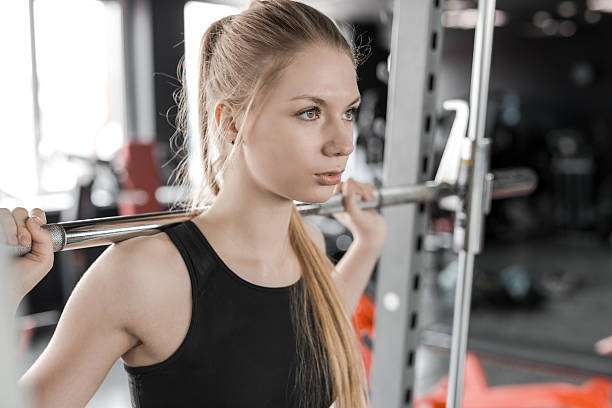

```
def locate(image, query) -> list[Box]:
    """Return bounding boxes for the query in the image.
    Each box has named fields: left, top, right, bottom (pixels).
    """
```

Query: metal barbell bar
left=4, top=167, right=536, bottom=258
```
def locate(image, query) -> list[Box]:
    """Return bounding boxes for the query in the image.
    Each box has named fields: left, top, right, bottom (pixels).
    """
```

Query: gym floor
left=19, top=233, right=611, bottom=406
left=417, top=233, right=612, bottom=395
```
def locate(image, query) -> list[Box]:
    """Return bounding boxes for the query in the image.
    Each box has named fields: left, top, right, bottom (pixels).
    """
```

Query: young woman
left=3, top=1, right=387, bottom=407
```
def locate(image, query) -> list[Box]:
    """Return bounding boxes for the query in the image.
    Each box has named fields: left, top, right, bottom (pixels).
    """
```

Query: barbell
left=3, top=167, right=536, bottom=257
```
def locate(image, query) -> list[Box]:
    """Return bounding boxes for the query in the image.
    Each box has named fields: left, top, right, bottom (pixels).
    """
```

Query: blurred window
left=183, top=1, right=240, bottom=190
left=0, top=0, right=125, bottom=205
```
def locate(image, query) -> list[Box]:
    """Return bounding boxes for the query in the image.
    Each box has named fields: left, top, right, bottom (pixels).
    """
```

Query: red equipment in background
left=117, top=142, right=163, bottom=215
left=350, top=294, right=612, bottom=408
left=415, top=353, right=612, bottom=408
left=351, top=293, right=375, bottom=382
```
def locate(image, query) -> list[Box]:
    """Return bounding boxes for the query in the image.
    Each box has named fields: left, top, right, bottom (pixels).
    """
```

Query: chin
left=295, top=185, right=335, bottom=204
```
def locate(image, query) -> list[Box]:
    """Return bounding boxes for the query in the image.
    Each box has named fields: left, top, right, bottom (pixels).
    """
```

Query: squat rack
left=371, top=0, right=498, bottom=407
left=370, top=0, right=447, bottom=406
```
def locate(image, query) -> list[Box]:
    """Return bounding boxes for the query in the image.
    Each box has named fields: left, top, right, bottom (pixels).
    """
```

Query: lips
left=314, top=169, right=344, bottom=185
left=315, top=169, right=344, bottom=177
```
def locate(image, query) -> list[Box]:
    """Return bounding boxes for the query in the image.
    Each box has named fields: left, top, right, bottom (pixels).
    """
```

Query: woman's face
left=240, top=45, right=360, bottom=204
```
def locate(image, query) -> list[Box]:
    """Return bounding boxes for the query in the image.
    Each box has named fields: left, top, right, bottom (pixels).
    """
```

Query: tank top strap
left=160, top=220, right=215, bottom=296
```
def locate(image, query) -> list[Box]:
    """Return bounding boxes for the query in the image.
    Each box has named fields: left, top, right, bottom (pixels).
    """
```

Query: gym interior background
left=1, top=0, right=611, bottom=406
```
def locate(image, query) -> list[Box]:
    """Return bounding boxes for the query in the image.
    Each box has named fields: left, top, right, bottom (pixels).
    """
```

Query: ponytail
left=168, top=15, right=235, bottom=213
left=288, top=205, right=368, bottom=407
left=197, top=15, right=234, bottom=199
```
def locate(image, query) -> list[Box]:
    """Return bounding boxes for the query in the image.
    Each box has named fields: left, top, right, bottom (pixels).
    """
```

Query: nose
left=322, top=120, right=354, bottom=157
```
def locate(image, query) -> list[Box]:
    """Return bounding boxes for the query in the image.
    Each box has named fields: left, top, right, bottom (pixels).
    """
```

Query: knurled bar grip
left=40, top=224, right=66, bottom=253
left=4, top=168, right=536, bottom=258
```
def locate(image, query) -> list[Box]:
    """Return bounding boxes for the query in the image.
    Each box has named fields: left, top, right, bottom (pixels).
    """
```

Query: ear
left=214, top=101, right=239, bottom=141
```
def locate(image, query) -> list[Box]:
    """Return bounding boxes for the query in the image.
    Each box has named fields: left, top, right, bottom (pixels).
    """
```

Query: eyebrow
left=290, top=95, right=361, bottom=108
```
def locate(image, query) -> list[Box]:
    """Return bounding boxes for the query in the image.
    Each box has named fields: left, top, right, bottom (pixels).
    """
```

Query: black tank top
left=123, top=220, right=333, bottom=407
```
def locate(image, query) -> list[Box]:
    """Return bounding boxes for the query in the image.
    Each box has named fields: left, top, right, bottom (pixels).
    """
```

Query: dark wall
left=151, top=0, right=187, bottom=184
left=440, top=21, right=612, bottom=130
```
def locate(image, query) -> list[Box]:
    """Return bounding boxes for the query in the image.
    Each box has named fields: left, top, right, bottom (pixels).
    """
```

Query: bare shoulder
left=108, top=230, right=190, bottom=321
left=90, top=231, right=184, bottom=301
left=78, top=233, right=191, bottom=365
left=302, top=220, right=326, bottom=253
left=109, top=230, right=182, bottom=279
left=93, top=230, right=194, bottom=365
left=64, top=232, right=178, bottom=316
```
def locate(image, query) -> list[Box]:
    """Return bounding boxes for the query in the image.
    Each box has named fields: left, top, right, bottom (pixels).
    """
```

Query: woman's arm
left=305, top=178, right=387, bottom=315
left=331, top=239, right=382, bottom=314
left=19, top=238, right=158, bottom=407
left=305, top=222, right=382, bottom=314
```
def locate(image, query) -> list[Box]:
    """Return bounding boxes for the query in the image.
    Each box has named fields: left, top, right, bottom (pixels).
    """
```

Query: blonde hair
left=169, top=1, right=368, bottom=406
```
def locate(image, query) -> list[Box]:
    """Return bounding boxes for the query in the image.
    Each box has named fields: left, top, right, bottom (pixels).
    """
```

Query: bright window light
left=0, top=0, right=125, bottom=206
left=183, top=1, right=241, bottom=191
left=35, top=0, right=126, bottom=193
left=0, top=1, right=38, bottom=201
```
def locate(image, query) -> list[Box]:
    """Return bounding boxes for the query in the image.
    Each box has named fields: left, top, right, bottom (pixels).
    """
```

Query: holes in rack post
left=407, top=349, right=415, bottom=367
left=410, top=312, right=418, bottom=329
left=404, top=387, right=413, bottom=404
left=413, top=274, right=421, bottom=292
left=424, top=114, right=432, bottom=133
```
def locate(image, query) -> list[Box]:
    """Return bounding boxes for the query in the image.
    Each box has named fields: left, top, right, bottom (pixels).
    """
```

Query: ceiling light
left=584, top=9, right=603, bottom=22
left=441, top=9, right=507, bottom=29
left=542, top=19, right=559, bottom=35
left=557, top=1, right=577, bottom=18
left=587, top=0, right=612, bottom=12
left=559, top=20, right=577, bottom=36
left=533, top=10, right=551, bottom=27
left=444, top=0, right=473, bottom=11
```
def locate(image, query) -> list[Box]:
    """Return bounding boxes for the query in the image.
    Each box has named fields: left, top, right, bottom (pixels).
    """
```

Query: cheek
left=250, top=118, right=316, bottom=172
left=245, top=118, right=331, bottom=201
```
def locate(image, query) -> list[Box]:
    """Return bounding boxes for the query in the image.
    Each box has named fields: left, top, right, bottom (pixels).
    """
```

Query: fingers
left=12, top=207, right=30, bottom=247
left=346, top=179, right=376, bottom=201
left=362, top=183, right=376, bottom=201
left=27, top=208, right=49, bottom=254
left=0, top=207, right=51, bottom=262
left=340, top=179, right=377, bottom=213
left=0, top=208, right=17, bottom=245
left=25, top=215, right=53, bottom=264
left=29, top=207, right=47, bottom=224
left=341, top=179, right=360, bottom=214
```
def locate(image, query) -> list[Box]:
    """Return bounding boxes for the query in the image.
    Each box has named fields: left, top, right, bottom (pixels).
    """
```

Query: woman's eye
left=297, top=107, right=321, bottom=121
left=342, top=108, right=357, bottom=121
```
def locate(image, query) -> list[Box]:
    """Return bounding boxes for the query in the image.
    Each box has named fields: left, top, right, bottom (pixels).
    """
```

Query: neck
left=196, top=159, right=295, bottom=267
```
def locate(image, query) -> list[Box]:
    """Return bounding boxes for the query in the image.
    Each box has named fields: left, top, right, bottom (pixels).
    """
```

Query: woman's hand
left=1, top=207, right=54, bottom=311
left=331, top=178, right=387, bottom=251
